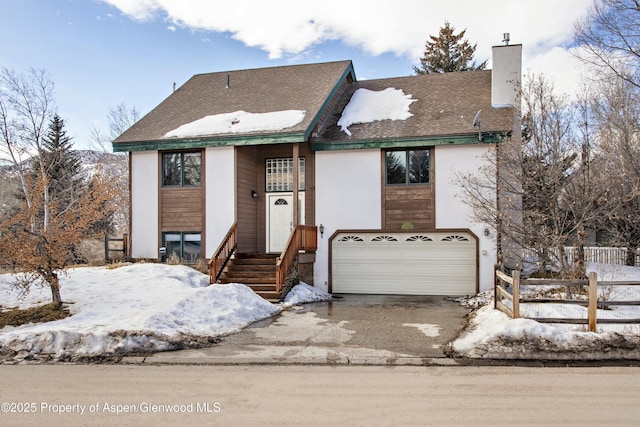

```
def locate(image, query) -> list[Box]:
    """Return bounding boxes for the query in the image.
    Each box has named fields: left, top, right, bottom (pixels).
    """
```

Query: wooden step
left=221, top=277, right=276, bottom=285
left=226, top=264, right=276, bottom=272
left=218, top=253, right=282, bottom=301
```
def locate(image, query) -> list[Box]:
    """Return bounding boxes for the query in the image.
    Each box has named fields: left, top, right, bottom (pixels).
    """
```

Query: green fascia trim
left=303, top=63, right=357, bottom=141
left=113, top=132, right=308, bottom=152
left=310, top=132, right=506, bottom=151
left=113, top=63, right=357, bottom=154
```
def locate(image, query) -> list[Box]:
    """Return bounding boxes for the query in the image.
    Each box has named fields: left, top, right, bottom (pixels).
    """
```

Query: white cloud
left=102, top=0, right=594, bottom=94
left=103, top=0, right=592, bottom=58
left=525, top=46, right=596, bottom=98
left=103, top=0, right=163, bottom=20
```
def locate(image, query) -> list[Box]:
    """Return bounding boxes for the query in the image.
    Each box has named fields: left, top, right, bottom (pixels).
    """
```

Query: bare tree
left=0, top=68, right=121, bottom=305
left=574, top=0, right=640, bottom=88
left=590, top=78, right=640, bottom=258
left=0, top=67, right=56, bottom=230
left=455, top=74, right=606, bottom=277
left=0, top=171, right=118, bottom=306
left=89, top=102, right=140, bottom=152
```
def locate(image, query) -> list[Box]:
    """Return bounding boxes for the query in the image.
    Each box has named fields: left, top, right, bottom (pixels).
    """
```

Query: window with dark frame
left=386, top=149, right=430, bottom=185
left=162, top=151, right=202, bottom=187
left=162, top=232, right=202, bottom=262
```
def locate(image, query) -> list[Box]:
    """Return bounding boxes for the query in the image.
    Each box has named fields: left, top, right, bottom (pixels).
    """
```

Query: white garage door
left=331, top=231, right=477, bottom=296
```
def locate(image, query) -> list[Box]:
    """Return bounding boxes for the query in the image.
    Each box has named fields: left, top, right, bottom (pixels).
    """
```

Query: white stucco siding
left=314, top=149, right=382, bottom=292
left=205, top=146, right=236, bottom=259
left=435, top=144, right=497, bottom=291
left=130, top=151, right=159, bottom=259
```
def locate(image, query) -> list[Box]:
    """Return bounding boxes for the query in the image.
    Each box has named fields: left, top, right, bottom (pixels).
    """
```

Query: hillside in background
left=0, top=150, right=129, bottom=235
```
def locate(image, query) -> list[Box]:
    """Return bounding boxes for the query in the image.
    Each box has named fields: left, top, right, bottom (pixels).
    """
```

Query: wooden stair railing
left=209, top=222, right=237, bottom=284
left=275, top=225, right=318, bottom=295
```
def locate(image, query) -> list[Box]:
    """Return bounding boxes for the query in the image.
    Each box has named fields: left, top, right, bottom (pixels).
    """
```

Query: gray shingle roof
left=113, top=60, right=355, bottom=145
left=113, top=62, right=514, bottom=149
left=315, top=70, right=514, bottom=142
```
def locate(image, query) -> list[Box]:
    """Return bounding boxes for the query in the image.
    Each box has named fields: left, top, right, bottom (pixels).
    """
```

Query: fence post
left=494, top=264, right=499, bottom=310
left=512, top=269, right=520, bottom=319
left=104, top=234, right=109, bottom=263
left=588, top=272, right=597, bottom=332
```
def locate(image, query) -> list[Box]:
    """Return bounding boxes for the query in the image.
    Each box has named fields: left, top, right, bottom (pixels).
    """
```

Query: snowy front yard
left=1, top=262, right=639, bottom=363
left=451, top=263, right=640, bottom=360
left=0, top=264, right=329, bottom=363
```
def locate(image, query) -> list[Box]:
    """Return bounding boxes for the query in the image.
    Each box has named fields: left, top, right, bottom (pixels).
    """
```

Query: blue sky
left=1, top=0, right=594, bottom=150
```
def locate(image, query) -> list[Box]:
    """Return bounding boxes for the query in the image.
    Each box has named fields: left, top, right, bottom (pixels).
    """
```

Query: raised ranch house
left=113, top=44, right=521, bottom=300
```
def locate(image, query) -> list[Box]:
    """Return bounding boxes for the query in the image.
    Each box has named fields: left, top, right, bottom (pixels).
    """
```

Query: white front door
left=267, top=193, right=305, bottom=253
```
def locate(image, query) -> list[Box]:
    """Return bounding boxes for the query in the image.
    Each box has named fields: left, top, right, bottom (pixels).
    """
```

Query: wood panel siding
left=236, top=146, right=259, bottom=253
left=383, top=185, right=434, bottom=230
left=160, top=187, right=204, bottom=231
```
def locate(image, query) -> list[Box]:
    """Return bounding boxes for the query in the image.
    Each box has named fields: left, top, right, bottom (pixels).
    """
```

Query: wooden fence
left=105, top=234, right=128, bottom=262
left=522, top=247, right=635, bottom=266
left=495, top=267, right=640, bottom=332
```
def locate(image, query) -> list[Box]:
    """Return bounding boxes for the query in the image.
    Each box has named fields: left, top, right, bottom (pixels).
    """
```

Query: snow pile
left=337, top=88, right=416, bottom=136
left=0, top=265, right=336, bottom=363
left=451, top=262, right=640, bottom=359
left=283, top=281, right=332, bottom=306
left=0, top=264, right=280, bottom=362
left=164, top=109, right=306, bottom=138
left=456, top=290, right=493, bottom=310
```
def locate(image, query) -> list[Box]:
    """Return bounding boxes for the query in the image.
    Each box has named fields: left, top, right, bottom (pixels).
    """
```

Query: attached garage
left=330, top=230, right=478, bottom=296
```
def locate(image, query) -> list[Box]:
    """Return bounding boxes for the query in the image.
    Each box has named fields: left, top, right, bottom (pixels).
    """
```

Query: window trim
left=161, top=150, right=202, bottom=187
left=162, top=231, right=202, bottom=262
left=385, top=148, right=431, bottom=186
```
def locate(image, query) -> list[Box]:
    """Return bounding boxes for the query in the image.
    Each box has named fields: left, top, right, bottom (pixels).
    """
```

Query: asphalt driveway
left=136, top=294, right=470, bottom=366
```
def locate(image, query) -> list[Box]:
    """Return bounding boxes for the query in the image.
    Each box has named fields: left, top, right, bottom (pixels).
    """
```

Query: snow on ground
left=2, top=261, right=638, bottom=363
left=337, top=87, right=416, bottom=136
left=164, top=109, right=306, bottom=138
left=0, top=264, right=325, bottom=363
left=451, top=263, right=640, bottom=359
left=283, top=281, right=332, bottom=306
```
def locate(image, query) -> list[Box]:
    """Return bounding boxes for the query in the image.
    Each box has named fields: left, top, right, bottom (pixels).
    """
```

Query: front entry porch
left=209, top=224, right=318, bottom=301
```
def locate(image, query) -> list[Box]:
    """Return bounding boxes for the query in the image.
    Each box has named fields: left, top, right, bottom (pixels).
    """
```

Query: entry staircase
left=218, top=253, right=280, bottom=301
left=209, top=223, right=318, bottom=302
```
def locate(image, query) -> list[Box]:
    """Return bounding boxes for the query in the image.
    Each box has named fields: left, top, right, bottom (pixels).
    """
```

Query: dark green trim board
left=113, top=63, right=357, bottom=154
left=303, top=63, right=357, bottom=141
left=113, top=132, right=308, bottom=153
left=311, top=132, right=507, bottom=151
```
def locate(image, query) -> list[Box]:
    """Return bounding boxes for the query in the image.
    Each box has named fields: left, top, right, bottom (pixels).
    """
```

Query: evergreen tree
left=414, top=22, right=487, bottom=75
left=35, top=114, right=83, bottom=207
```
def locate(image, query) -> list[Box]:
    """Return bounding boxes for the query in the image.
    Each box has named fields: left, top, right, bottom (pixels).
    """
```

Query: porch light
left=319, top=224, right=324, bottom=237
left=251, top=190, right=258, bottom=199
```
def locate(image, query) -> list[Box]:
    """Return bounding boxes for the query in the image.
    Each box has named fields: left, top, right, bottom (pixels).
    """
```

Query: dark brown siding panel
left=383, top=186, right=434, bottom=230
left=236, top=146, right=259, bottom=253
left=160, top=187, right=203, bottom=231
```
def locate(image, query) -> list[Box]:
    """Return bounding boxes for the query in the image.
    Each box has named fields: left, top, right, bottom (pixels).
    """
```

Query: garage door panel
left=332, top=231, right=477, bottom=296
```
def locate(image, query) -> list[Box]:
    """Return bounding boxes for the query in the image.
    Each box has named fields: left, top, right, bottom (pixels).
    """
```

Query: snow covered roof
left=164, top=110, right=306, bottom=138
left=113, top=60, right=355, bottom=146
left=337, top=88, right=417, bottom=136
left=113, top=60, right=515, bottom=152
left=314, top=71, right=514, bottom=143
